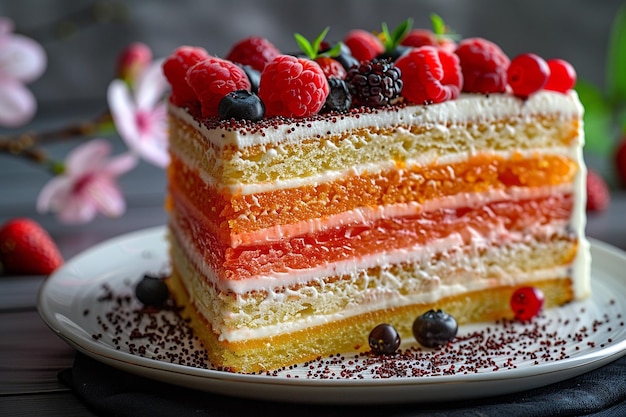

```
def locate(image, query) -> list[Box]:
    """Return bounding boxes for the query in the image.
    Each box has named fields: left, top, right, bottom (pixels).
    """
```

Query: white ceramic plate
left=38, top=226, right=626, bottom=404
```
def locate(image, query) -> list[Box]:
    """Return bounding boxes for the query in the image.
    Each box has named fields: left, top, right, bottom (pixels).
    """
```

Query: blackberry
left=321, top=78, right=352, bottom=113
left=345, top=59, right=403, bottom=107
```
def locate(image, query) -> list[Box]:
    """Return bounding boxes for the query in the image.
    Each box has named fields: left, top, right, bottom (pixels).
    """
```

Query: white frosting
left=171, top=90, right=582, bottom=149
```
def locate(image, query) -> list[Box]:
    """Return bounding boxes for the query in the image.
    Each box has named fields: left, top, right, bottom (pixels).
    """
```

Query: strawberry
left=615, top=138, right=626, bottom=186
left=343, top=29, right=384, bottom=62
left=0, top=218, right=64, bottom=275
left=586, top=169, right=610, bottom=213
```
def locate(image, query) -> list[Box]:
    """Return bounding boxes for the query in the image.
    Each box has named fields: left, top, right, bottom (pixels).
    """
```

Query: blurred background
left=0, top=0, right=624, bottom=256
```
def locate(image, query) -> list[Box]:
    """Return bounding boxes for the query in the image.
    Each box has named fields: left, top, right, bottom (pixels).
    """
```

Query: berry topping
left=258, top=54, right=329, bottom=118
left=294, top=27, right=347, bottom=79
left=186, top=57, right=252, bottom=118
left=412, top=309, right=458, bottom=348
left=331, top=42, right=360, bottom=72
left=544, top=58, right=577, bottom=93
left=455, top=37, right=510, bottom=94
left=315, top=56, right=348, bottom=79
left=343, top=29, right=385, bottom=62
left=586, top=169, right=610, bottom=212
left=616, top=139, right=626, bottom=186
left=345, top=59, right=403, bottom=107
left=238, top=64, right=261, bottom=93
left=322, top=77, right=352, bottom=113
left=510, top=287, right=545, bottom=321
left=218, top=90, right=265, bottom=121
left=0, top=218, right=64, bottom=275
left=225, top=36, right=281, bottom=72
left=368, top=323, right=401, bottom=355
left=162, top=46, right=209, bottom=108
left=401, top=14, right=457, bottom=53
left=135, top=274, right=169, bottom=307
left=395, top=46, right=462, bottom=104
left=507, top=53, right=550, bottom=98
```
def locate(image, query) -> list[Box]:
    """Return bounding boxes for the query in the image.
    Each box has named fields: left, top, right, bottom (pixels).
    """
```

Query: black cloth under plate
left=59, top=352, right=626, bottom=417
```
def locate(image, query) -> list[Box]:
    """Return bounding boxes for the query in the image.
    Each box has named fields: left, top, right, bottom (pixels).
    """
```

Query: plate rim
left=37, top=226, right=626, bottom=401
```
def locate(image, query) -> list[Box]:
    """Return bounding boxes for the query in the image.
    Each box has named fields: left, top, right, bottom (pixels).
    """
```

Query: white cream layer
left=171, top=90, right=583, bottom=149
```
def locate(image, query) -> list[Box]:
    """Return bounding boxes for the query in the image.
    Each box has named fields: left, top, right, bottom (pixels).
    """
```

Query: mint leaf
left=576, top=80, right=614, bottom=155
left=607, top=4, right=626, bottom=105
left=381, top=19, right=412, bottom=52
left=294, top=33, right=315, bottom=59
left=431, top=14, right=446, bottom=36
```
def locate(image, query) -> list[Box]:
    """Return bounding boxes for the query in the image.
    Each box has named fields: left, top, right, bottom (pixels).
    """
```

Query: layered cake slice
left=162, top=25, right=589, bottom=373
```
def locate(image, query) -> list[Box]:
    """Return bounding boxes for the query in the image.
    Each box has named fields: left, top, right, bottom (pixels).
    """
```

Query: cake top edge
left=162, top=18, right=578, bottom=126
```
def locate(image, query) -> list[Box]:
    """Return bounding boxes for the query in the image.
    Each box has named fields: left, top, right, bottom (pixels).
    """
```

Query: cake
left=162, top=23, right=590, bottom=373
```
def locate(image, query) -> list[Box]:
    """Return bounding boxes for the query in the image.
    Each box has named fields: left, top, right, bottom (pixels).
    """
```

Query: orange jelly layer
left=168, top=152, right=577, bottom=241
left=171, top=192, right=574, bottom=280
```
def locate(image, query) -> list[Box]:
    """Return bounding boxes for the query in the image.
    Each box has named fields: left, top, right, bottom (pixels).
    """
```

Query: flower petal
left=57, top=196, right=97, bottom=225
left=65, top=139, right=111, bottom=175
left=0, top=80, right=36, bottom=127
left=0, top=34, right=46, bottom=83
left=85, top=177, right=126, bottom=218
left=135, top=58, right=167, bottom=110
left=103, top=151, right=138, bottom=177
left=107, top=79, right=140, bottom=144
left=36, top=175, right=72, bottom=213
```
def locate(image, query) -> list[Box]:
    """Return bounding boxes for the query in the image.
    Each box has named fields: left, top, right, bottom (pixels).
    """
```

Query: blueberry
left=412, top=309, right=458, bottom=348
left=135, top=274, right=169, bottom=307
left=368, top=323, right=401, bottom=355
left=238, top=64, right=261, bottom=93
left=377, top=45, right=411, bottom=62
left=218, top=90, right=265, bottom=121
left=322, top=78, right=352, bottom=113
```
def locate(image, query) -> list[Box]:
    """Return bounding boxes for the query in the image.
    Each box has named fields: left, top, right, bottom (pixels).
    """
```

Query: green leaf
left=294, top=27, right=330, bottom=60
left=294, top=33, right=315, bottom=59
left=430, top=13, right=446, bottom=36
left=607, top=3, right=626, bottom=105
left=576, top=80, right=614, bottom=156
left=381, top=19, right=413, bottom=52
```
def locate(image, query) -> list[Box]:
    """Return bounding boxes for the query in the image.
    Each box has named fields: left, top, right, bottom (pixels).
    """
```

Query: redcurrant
left=510, top=286, right=545, bottom=321
left=507, top=53, right=549, bottom=98
left=543, top=59, right=577, bottom=93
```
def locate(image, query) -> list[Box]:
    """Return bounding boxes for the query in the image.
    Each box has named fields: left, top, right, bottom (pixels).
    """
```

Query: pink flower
left=37, top=139, right=138, bottom=224
left=115, top=42, right=153, bottom=85
left=0, top=17, right=46, bottom=127
left=108, top=56, right=169, bottom=168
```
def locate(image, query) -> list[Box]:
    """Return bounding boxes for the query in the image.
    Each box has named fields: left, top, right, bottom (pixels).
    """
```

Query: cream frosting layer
left=171, top=91, right=583, bottom=149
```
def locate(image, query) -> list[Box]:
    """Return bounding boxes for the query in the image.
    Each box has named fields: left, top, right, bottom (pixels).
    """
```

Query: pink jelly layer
left=170, top=189, right=574, bottom=281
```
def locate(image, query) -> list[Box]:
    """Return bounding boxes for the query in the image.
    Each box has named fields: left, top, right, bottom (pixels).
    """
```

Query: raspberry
left=586, top=169, right=610, bottom=212
left=225, top=37, right=280, bottom=72
left=162, top=46, right=209, bottom=108
left=345, top=59, right=402, bottom=107
left=544, top=58, right=577, bottom=93
left=455, top=37, right=510, bottom=93
left=507, top=53, right=550, bottom=98
left=185, top=57, right=251, bottom=118
left=258, top=55, right=329, bottom=118
left=395, top=46, right=462, bottom=104
left=343, top=29, right=385, bottom=62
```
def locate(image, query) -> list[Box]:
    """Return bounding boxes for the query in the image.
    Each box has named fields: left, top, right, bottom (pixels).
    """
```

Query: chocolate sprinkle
left=90, top=281, right=622, bottom=378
